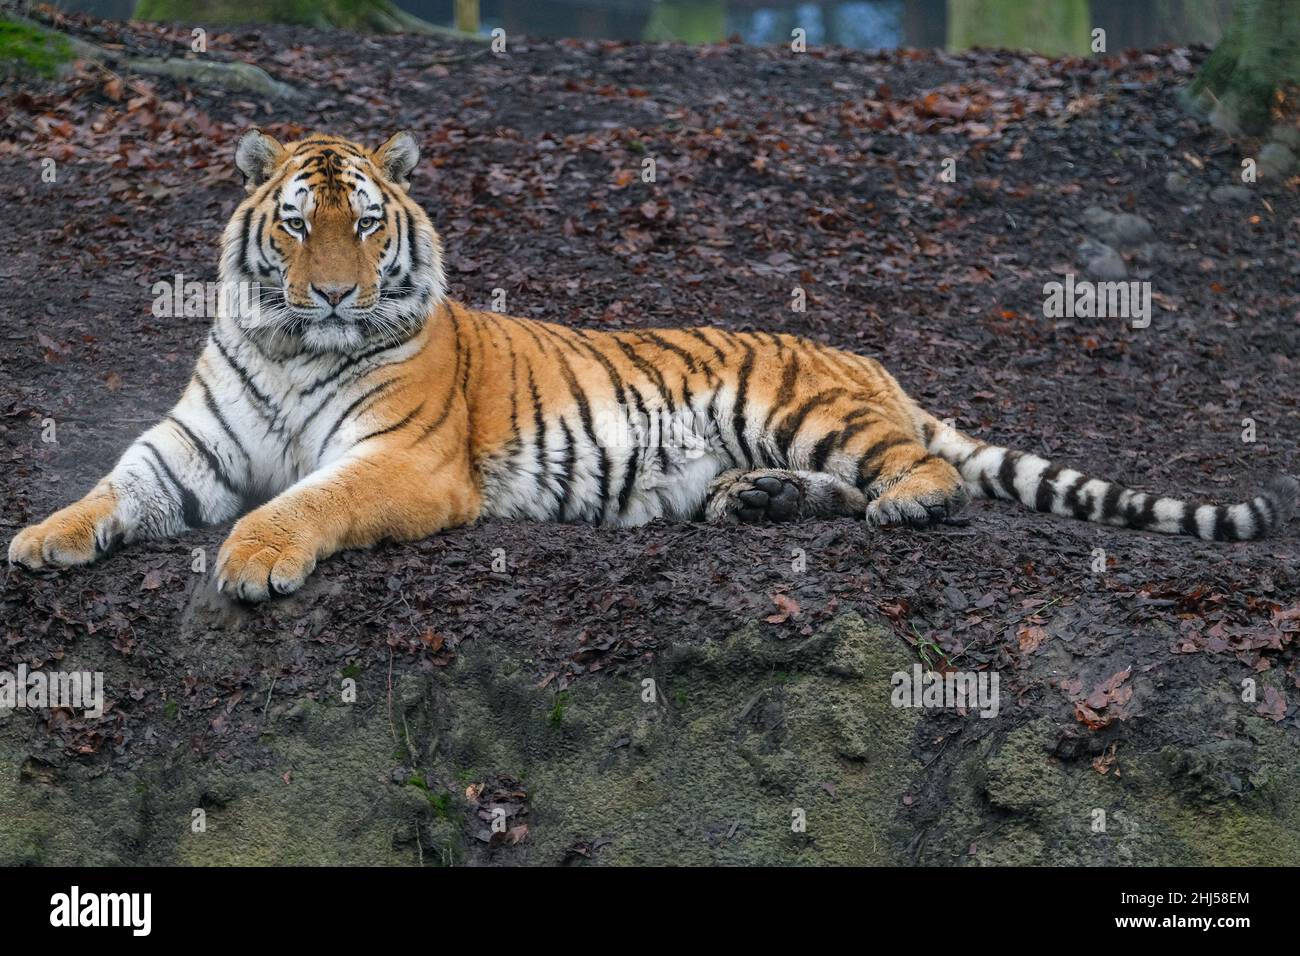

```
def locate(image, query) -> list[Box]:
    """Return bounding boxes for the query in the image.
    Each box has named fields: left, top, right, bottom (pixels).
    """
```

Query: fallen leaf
left=1017, top=625, right=1047, bottom=653
left=766, top=593, right=801, bottom=624
left=1257, top=686, right=1287, bottom=722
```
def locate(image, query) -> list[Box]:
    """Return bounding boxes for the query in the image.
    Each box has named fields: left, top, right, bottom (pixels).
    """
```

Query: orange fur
left=215, top=301, right=961, bottom=598
left=9, top=483, right=118, bottom=569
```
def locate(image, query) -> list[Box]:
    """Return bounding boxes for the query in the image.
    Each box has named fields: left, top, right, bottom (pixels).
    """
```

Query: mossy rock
left=3, top=612, right=1300, bottom=866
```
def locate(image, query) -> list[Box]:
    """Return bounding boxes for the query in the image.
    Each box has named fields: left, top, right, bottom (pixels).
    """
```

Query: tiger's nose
left=311, top=283, right=356, bottom=307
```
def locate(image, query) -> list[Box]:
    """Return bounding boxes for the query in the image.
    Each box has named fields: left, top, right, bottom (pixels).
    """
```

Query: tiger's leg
left=705, top=468, right=867, bottom=524
left=215, top=448, right=480, bottom=601
left=9, top=389, right=248, bottom=569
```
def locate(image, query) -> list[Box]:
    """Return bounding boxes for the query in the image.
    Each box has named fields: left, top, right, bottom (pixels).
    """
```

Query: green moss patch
left=0, top=18, right=73, bottom=79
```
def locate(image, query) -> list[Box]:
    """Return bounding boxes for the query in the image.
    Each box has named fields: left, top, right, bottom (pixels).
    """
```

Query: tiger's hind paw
left=706, top=469, right=805, bottom=524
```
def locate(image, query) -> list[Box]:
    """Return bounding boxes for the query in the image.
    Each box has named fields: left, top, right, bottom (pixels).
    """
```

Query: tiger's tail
left=921, top=415, right=1297, bottom=542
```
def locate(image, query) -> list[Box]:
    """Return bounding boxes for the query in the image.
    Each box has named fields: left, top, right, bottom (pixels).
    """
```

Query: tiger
left=8, top=130, right=1296, bottom=601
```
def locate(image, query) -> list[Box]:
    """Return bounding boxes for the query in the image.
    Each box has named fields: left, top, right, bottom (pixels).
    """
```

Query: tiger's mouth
left=236, top=276, right=436, bottom=354
left=285, top=304, right=426, bottom=354
left=286, top=304, right=366, bottom=323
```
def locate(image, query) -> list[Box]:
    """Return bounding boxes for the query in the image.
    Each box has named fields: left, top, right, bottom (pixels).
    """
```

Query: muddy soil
left=0, top=14, right=1298, bottom=865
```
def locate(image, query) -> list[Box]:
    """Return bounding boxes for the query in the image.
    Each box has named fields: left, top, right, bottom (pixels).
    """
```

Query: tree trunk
left=454, top=0, right=480, bottom=35
left=642, top=0, right=727, bottom=44
left=947, top=0, right=1091, bottom=57
left=1188, top=0, right=1300, bottom=133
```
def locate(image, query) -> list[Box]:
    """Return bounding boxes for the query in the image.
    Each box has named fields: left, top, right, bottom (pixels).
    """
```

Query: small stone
left=1107, top=213, right=1155, bottom=248
left=1257, top=142, right=1297, bottom=179
left=1053, top=735, right=1082, bottom=760
left=1080, top=206, right=1153, bottom=249
left=1131, top=241, right=1170, bottom=266
left=1081, top=205, right=1114, bottom=231
left=1163, top=170, right=1193, bottom=196
left=200, top=783, right=237, bottom=807
left=1087, top=255, right=1126, bottom=281
left=1210, top=184, right=1253, bottom=204
left=1079, top=239, right=1126, bottom=280
left=1270, top=125, right=1300, bottom=151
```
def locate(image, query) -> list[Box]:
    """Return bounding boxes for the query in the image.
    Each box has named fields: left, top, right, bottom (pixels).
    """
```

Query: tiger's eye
left=285, top=217, right=305, bottom=232
left=358, top=216, right=378, bottom=232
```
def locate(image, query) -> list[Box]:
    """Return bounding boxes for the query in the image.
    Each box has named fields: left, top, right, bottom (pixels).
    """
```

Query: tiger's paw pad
left=215, top=520, right=317, bottom=602
left=708, top=470, right=805, bottom=524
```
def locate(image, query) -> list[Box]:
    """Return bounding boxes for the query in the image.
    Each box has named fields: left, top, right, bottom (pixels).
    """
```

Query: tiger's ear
left=373, top=131, right=419, bottom=190
left=235, top=128, right=285, bottom=193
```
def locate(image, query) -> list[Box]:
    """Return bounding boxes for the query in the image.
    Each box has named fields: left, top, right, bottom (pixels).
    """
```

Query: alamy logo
left=151, top=274, right=261, bottom=323
left=0, top=665, right=103, bottom=718
left=890, top=665, right=1000, bottom=718
left=594, top=403, right=713, bottom=458
left=50, top=886, right=151, bottom=936
left=1043, top=273, right=1151, bottom=328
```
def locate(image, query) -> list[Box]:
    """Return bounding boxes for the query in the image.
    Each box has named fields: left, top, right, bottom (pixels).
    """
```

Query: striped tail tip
left=923, top=418, right=1295, bottom=542
left=1197, top=475, right=1300, bottom=541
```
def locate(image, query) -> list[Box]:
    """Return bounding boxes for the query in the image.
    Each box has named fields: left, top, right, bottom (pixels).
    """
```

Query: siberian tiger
left=8, top=131, right=1296, bottom=601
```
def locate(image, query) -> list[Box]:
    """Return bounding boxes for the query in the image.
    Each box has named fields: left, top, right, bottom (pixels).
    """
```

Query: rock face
left=3, top=613, right=1298, bottom=866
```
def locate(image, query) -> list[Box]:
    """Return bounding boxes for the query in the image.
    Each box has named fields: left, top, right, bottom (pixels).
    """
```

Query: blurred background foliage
left=17, top=0, right=1299, bottom=132
left=47, top=0, right=1239, bottom=51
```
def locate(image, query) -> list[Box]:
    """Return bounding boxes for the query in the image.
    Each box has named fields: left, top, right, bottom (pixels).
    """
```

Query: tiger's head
left=222, top=130, right=446, bottom=354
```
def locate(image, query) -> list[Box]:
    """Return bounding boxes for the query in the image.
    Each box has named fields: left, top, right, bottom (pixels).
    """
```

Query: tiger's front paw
left=8, top=490, right=120, bottom=570
left=215, top=511, right=319, bottom=602
left=865, top=486, right=968, bottom=529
